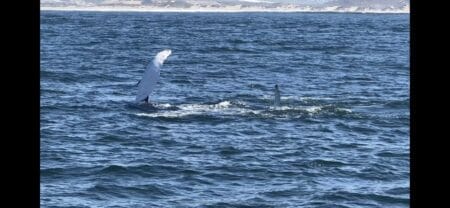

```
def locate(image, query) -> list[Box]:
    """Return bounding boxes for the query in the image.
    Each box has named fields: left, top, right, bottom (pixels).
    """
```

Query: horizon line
left=40, top=6, right=410, bottom=14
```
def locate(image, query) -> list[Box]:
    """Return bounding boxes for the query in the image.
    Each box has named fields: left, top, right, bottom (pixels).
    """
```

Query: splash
left=136, top=101, right=258, bottom=118
left=135, top=100, right=353, bottom=119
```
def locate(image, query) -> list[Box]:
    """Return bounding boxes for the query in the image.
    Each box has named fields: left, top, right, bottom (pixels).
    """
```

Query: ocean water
left=40, top=11, right=409, bottom=208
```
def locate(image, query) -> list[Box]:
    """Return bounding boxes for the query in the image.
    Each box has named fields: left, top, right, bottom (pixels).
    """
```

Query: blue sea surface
left=40, top=11, right=409, bottom=207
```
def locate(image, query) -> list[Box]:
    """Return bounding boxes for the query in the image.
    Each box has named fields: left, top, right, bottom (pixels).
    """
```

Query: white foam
left=337, top=108, right=352, bottom=113
left=269, top=105, right=323, bottom=113
left=135, top=100, right=352, bottom=118
left=213, top=101, right=232, bottom=108
left=305, top=106, right=323, bottom=113
left=269, top=106, right=293, bottom=111
left=154, top=103, right=173, bottom=108
left=136, top=101, right=261, bottom=118
left=262, top=95, right=334, bottom=101
left=269, top=105, right=352, bottom=114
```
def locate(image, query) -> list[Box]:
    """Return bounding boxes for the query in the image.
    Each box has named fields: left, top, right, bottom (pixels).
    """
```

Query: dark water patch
left=201, top=202, right=276, bottom=208
left=41, top=103, right=111, bottom=112
left=329, top=143, right=361, bottom=149
left=384, top=99, right=410, bottom=109
left=96, top=164, right=183, bottom=178
left=307, top=159, right=349, bottom=168
left=217, top=146, right=243, bottom=156
left=376, top=151, right=409, bottom=158
left=95, top=133, right=124, bottom=143
left=202, top=172, right=242, bottom=181
left=313, top=191, right=409, bottom=206
left=335, top=122, right=378, bottom=135
left=158, top=138, right=180, bottom=147
left=176, top=175, right=214, bottom=186
left=358, top=166, right=399, bottom=181
left=41, top=166, right=99, bottom=179
left=261, top=187, right=301, bottom=198
left=86, top=183, right=174, bottom=199
left=187, top=144, right=206, bottom=150
left=385, top=187, right=410, bottom=195
left=307, top=201, right=352, bottom=208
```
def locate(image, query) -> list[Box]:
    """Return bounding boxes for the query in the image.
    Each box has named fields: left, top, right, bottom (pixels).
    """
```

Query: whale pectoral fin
left=136, top=80, right=141, bottom=86
left=135, top=49, right=171, bottom=103
left=274, top=86, right=281, bottom=107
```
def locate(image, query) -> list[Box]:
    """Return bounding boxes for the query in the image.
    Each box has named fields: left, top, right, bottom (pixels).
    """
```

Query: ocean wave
left=97, top=164, right=181, bottom=176
left=312, top=191, right=409, bottom=206
left=305, top=159, right=349, bottom=168
left=86, top=183, right=175, bottom=198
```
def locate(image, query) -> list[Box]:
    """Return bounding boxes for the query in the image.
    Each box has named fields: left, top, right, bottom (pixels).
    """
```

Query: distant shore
left=40, top=6, right=409, bottom=14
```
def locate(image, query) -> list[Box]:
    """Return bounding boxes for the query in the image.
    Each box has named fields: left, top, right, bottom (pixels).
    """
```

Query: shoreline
left=40, top=6, right=410, bottom=14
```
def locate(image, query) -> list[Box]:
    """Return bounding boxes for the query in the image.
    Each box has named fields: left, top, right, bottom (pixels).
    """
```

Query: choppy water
left=40, top=11, right=409, bottom=207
